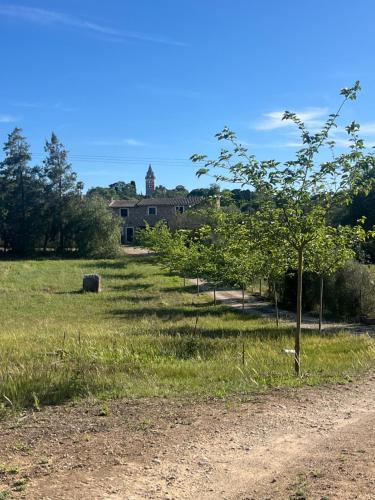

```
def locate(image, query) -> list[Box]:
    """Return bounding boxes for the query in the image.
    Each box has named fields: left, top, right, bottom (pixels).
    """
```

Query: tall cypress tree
left=43, top=132, right=80, bottom=252
left=0, top=128, right=42, bottom=254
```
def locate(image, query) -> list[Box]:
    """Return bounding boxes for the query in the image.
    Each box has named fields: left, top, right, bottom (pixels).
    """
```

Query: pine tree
left=43, top=132, right=80, bottom=252
left=0, top=128, right=42, bottom=254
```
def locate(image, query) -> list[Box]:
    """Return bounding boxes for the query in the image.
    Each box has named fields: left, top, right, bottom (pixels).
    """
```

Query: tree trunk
left=214, top=285, right=216, bottom=306
left=259, top=279, right=262, bottom=297
left=43, top=229, right=49, bottom=253
left=295, top=247, right=303, bottom=376
left=319, top=275, right=324, bottom=333
left=274, top=280, right=279, bottom=328
left=183, top=276, right=186, bottom=288
left=242, top=285, right=245, bottom=312
left=59, top=221, right=64, bottom=254
left=196, top=276, right=200, bottom=295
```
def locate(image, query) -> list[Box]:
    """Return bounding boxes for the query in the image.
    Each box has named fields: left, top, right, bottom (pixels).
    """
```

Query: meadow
left=1, top=253, right=375, bottom=412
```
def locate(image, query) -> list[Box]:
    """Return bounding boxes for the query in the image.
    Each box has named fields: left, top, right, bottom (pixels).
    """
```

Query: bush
left=280, top=261, right=375, bottom=320
left=74, top=196, right=121, bottom=258
left=324, top=261, right=375, bottom=319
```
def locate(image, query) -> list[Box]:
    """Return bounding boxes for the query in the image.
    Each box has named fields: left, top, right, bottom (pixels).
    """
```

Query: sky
left=1, top=0, right=375, bottom=193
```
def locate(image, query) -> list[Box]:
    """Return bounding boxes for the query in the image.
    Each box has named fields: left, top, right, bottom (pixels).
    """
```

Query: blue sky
left=1, top=0, right=375, bottom=193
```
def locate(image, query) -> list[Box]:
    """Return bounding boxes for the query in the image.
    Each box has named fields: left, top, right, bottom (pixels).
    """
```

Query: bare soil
left=1, top=373, right=375, bottom=499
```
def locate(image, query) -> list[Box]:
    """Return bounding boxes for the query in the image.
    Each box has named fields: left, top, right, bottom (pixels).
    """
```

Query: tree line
left=0, top=128, right=121, bottom=257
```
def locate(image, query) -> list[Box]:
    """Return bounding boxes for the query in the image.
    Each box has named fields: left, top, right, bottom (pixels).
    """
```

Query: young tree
left=221, top=217, right=264, bottom=311
left=198, top=225, right=227, bottom=305
left=262, top=239, right=292, bottom=327
left=193, top=82, right=374, bottom=374
left=305, top=223, right=366, bottom=331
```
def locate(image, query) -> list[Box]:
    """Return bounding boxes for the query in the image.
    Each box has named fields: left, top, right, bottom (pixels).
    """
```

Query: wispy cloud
left=11, top=101, right=77, bottom=112
left=358, top=122, right=375, bottom=135
left=90, top=138, right=147, bottom=147
left=11, top=101, right=42, bottom=109
left=0, top=4, right=187, bottom=47
left=0, top=114, right=18, bottom=123
left=122, top=138, right=145, bottom=146
left=254, top=107, right=328, bottom=131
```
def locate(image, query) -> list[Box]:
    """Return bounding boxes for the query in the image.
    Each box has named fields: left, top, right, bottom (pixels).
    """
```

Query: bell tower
left=145, top=164, right=155, bottom=197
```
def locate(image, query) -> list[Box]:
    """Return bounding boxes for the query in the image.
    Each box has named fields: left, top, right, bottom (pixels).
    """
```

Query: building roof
left=109, top=199, right=138, bottom=208
left=109, top=197, right=202, bottom=208
left=136, top=197, right=202, bottom=206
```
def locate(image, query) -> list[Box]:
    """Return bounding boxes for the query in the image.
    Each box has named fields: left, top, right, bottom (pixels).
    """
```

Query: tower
left=145, top=164, right=155, bottom=197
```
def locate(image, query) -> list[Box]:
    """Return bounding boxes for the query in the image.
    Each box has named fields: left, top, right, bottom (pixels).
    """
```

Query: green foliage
left=86, top=181, right=138, bottom=201
left=43, top=132, right=82, bottom=253
left=0, top=129, right=120, bottom=258
left=0, top=128, right=43, bottom=255
left=305, top=223, right=366, bottom=277
left=74, top=196, right=121, bottom=258
left=153, top=184, right=189, bottom=198
left=324, top=261, right=375, bottom=318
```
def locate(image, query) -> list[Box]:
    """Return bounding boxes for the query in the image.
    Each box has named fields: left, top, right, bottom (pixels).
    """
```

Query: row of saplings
left=139, top=210, right=374, bottom=343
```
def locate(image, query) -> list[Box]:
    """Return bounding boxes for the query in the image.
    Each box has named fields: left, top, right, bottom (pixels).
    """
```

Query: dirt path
left=1, top=373, right=375, bottom=499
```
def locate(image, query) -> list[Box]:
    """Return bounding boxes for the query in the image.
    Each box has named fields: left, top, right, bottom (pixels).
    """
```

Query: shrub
left=280, top=261, right=375, bottom=319
left=74, top=196, right=121, bottom=258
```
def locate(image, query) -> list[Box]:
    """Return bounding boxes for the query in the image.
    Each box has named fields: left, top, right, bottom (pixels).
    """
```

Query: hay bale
left=83, top=274, right=101, bottom=292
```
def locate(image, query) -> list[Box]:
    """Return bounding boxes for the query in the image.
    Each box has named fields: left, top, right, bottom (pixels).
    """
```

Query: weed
left=12, top=478, right=28, bottom=492
left=0, top=464, right=20, bottom=476
left=32, top=393, right=41, bottom=411
left=136, top=418, right=153, bottom=431
left=310, top=469, right=324, bottom=479
left=98, top=403, right=110, bottom=416
left=13, top=442, right=31, bottom=453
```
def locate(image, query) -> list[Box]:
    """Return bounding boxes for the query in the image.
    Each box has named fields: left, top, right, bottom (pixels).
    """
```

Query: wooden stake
left=295, top=248, right=303, bottom=376
left=319, top=274, right=324, bottom=333
left=274, top=281, right=279, bottom=328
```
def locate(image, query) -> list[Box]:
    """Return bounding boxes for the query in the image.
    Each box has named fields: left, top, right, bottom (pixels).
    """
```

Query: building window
left=120, top=208, right=129, bottom=217
left=148, top=206, right=157, bottom=215
left=175, top=206, right=184, bottom=214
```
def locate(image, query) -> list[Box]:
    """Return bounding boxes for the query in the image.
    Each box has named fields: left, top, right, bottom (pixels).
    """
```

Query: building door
left=126, top=227, right=134, bottom=243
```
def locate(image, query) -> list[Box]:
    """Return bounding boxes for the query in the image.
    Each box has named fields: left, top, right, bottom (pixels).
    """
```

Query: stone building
left=109, top=167, right=202, bottom=243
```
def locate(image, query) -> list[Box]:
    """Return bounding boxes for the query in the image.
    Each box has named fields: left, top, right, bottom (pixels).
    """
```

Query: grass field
left=1, top=253, right=375, bottom=412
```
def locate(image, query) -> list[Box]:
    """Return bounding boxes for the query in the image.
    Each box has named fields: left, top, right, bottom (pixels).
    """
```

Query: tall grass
left=1, top=255, right=374, bottom=411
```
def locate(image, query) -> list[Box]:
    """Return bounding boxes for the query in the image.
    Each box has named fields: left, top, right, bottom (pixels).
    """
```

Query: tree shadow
left=105, top=294, right=155, bottom=303
left=109, top=283, right=153, bottom=292
left=108, top=304, right=261, bottom=320
left=159, top=324, right=296, bottom=340
left=163, top=284, right=197, bottom=293
left=81, top=261, right=126, bottom=270
left=99, top=272, right=144, bottom=280
left=124, top=254, right=157, bottom=265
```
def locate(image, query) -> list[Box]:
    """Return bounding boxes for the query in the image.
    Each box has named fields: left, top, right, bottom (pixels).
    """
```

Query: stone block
left=83, top=274, right=101, bottom=292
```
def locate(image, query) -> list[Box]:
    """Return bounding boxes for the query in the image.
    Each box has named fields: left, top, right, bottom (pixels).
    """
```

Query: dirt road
left=1, top=373, right=375, bottom=499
